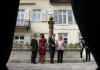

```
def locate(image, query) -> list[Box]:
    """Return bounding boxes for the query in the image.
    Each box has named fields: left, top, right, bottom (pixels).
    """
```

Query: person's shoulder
left=39, top=38, right=42, bottom=41
left=62, top=40, right=64, bottom=42
left=44, top=38, right=47, bottom=41
left=32, top=39, right=35, bottom=41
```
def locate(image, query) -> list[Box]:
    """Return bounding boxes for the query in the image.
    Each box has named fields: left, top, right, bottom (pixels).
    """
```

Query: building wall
left=14, top=0, right=80, bottom=45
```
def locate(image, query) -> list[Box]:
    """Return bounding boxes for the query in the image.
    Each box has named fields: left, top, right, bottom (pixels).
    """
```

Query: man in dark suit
left=48, top=34, right=55, bottom=63
left=31, top=34, right=38, bottom=64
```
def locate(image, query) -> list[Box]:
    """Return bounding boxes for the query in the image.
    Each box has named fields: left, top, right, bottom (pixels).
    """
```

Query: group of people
left=31, top=33, right=91, bottom=64
left=31, top=33, right=65, bottom=64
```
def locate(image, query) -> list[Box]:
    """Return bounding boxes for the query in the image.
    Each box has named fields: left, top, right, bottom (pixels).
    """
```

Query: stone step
left=12, top=48, right=81, bottom=51
left=7, top=63, right=97, bottom=70
left=8, top=57, right=94, bottom=63
left=8, top=48, right=94, bottom=63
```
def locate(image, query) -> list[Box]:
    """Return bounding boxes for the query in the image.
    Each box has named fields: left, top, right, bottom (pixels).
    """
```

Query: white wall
left=31, top=22, right=49, bottom=33
left=16, top=0, right=80, bottom=45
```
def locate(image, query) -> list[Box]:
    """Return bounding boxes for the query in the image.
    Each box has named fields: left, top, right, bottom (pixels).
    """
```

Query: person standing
left=39, top=34, right=47, bottom=64
left=86, top=45, right=91, bottom=62
left=48, top=34, right=56, bottom=63
left=31, top=34, right=38, bottom=64
left=80, top=38, right=86, bottom=59
left=56, top=35, right=64, bottom=63
left=80, top=38, right=91, bottom=62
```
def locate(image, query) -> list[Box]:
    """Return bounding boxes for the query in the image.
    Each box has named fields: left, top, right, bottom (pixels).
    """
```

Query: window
left=20, top=36, right=24, bottom=40
left=62, top=33, right=68, bottom=44
left=58, top=33, right=68, bottom=44
left=32, top=9, right=46, bottom=22
left=53, top=9, right=72, bottom=24
left=14, top=35, right=24, bottom=44
left=16, top=9, right=25, bottom=26
left=15, top=35, right=24, bottom=40
left=68, top=10, right=73, bottom=24
left=15, top=36, right=19, bottom=40
left=32, top=9, right=41, bottom=22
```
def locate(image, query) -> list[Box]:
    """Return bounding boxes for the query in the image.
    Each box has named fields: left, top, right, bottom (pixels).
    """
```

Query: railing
left=50, top=0, right=71, bottom=3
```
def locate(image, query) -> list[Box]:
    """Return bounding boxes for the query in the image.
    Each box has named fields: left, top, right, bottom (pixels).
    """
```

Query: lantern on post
left=24, top=8, right=31, bottom=32
left=48, top=16, right=54, bottom=36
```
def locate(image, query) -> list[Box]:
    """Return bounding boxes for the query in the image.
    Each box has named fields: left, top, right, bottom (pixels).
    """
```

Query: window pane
left=63, top=15, right=66, bottom=24
left=32, top=9, right=41, bottom=22
left=16, top=9, right=25, bottom=26
left=68, top=10, right=72, bottom=24
left=58, top=15, right=62, bottom=24
left=20, top=36, right=24, bottom=40
left=54, top=9, right=69, bottom=24
left=15, top=36, right=19, bottom=40
left=63, top=33, right=68, bottom=37
left=62, top=33, right=68, bottom=44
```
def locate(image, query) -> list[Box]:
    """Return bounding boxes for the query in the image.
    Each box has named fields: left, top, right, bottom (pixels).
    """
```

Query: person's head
left=52, top=34, right=55, bottom=38
left=49, top=34, right=52, bottom=38
left=40, top=33, right=42, bottom=38
left=32, top=33, right=37, bottom=39
left=40, top=33, right=44, bottom=38
left=58, top=35, right=62, bottom=40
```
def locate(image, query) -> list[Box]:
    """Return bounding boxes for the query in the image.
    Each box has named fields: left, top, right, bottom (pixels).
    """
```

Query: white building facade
left=14, top=0, right=80, bottom=45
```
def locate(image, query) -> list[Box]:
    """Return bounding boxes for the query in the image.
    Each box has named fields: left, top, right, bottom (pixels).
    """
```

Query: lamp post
left=24, top=8, right=31, bottom=32
left=48, top=16, right=54, bottom=36
left=48, top=7, right=54, bottom=36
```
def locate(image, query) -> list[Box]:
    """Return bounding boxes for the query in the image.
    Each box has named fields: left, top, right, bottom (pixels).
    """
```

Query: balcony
left=50, top=0, right=71, bottom=3
left=16, top=22, right=31, bottom=32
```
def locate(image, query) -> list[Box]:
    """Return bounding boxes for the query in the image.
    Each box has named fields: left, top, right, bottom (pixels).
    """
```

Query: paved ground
left=7, top=62, right=97, bottom=70
left=7, top=48, right=96, bottom=70
left=8, top=49, right=94, bottom=63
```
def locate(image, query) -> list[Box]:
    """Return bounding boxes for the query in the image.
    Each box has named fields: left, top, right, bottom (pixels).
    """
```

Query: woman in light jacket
left=56, top=35, right=64, bottom=63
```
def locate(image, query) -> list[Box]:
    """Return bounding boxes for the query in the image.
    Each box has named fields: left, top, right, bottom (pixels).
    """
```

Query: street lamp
left=48, top=16, right=54, bottom=36
left=24, top=8, right=31, bottom=32
left=48, top=7, right=54, bottom=36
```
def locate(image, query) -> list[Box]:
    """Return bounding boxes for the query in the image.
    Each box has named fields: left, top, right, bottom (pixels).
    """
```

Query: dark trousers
left=57, top=50, right=64, bottom=63
left=80, top=47, right=84, bottom=58
left=86, top=48, right=91, bottom=62
left=31, top=51, right=37, bottom=64
left=50, top=47, right=55, bottom=63
left=80, top=48, right=91, bottom=62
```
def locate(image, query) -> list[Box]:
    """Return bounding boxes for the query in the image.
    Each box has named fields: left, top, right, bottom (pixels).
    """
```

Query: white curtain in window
left=32, top=9, right=46, bottom=22
left=53, top=8, right=69, bottom=24
left=24, top=8, right=30, bottom=20
left=32, top=9, right=41, bottom=22
left=40, top=9, right=46, bottom=21
left=68, top=10, right=72, bottom=24
left=16, top=9, right=25, bottom=26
